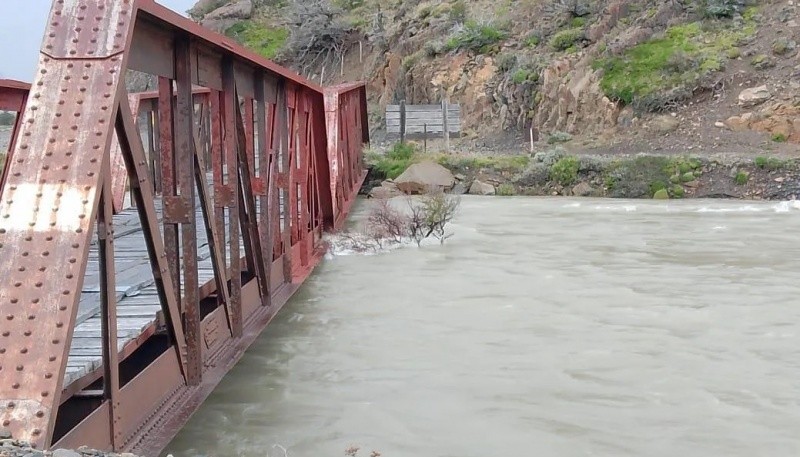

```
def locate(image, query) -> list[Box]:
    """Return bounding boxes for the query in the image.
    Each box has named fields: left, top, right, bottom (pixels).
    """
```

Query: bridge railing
left=0, top=0, right=368, bottom=453
left=0, top=79, right=31, bottom=190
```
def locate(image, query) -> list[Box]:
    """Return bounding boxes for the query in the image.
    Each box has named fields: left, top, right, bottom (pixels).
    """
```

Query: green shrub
left=734, top=171, right=749, bottom=185
left=369, top=143, right=418, bottom=179
left=225, top=21, right=288, bottom=59
left=604, top=156, right=674, bottom=198
left=446, top=20, right=508, bottom=53
left=547, top=131, right=573, bottom=144
left=772, top=133, right=788, bottom=143
left=524, top=34, right=541, bottom=47
left=449, top=0, right=468, bottom=23
left=755, top=156, right=784, bottom=170
left=772, top=38, right=792, bottom=55
left=512, top=69, right=532, bottom=84
left=570, top=17, right=587, bottom=28
left=549, top=28, right=584, bottom=51
left=767, top=157, right=785, bottom=171
left=653, top=188, right=669, bottom=199
left=550, top=156, right=580, bottom=186
left=650, top=180, right=668, bottom=195
left=496, top=183, right=515, bottom=196
left=671, top=185, right=685, bottom=198
left=751, top=54, right=774, bottom=69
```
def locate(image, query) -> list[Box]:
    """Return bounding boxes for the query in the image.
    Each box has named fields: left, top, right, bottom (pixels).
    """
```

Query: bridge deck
left=66, top=181, right=246, bottom=389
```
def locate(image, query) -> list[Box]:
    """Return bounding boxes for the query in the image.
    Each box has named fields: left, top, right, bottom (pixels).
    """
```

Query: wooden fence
left=386, top=101, right=461, bottom=143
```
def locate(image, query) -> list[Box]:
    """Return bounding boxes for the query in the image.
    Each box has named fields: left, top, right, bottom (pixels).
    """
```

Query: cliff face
left=190, top=0, right=800, bottom=155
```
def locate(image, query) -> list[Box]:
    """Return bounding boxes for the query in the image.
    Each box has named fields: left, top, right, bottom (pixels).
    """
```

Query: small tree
left=330, top=191, right=461, bottom=254
left=407, top=190, right=461, bottom=246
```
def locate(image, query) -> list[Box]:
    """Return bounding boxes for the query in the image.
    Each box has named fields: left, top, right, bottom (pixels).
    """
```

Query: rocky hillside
left=188, top=0, right=800, bottom=159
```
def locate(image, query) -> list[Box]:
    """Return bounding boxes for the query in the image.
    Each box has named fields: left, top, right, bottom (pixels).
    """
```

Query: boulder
left=394, top=161, right=455, bottom=194
left=738, top=85, right=771, bottom=107
left=468, top=180, right=496, bottom=195
left=652, top=115, right=680, bottom=134
left=188, top=0, right=226, bottom=18
left=725, top=113, right=754, bottom=131
left=369, top=181, right=403, bottom=199
left=451, top=182, right=469, bottom=195
left=200, top=0, right=253, bottom=32
left=572, top=182, right=594, bottom=197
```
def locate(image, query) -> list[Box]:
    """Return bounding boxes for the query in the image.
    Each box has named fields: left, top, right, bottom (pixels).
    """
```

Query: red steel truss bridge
left=0, top=0, right=369, bottom=454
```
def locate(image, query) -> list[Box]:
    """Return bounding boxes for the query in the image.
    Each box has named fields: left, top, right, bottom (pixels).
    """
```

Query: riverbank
left=363, top=143, right=800, bottom=201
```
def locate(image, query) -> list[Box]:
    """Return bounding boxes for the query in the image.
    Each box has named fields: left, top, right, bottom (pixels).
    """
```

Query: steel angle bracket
left=0, top=0, right=138, bottom=448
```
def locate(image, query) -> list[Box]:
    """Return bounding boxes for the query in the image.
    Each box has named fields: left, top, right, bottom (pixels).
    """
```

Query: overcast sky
left=0, top=0, right=197, bottom=81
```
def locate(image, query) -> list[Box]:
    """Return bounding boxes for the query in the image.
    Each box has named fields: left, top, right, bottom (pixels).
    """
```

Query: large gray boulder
left=198, top=0, right=254, bottom=32
left=394, top=161, right=455, bottom=194
left=468, top=180, right=496, bottom=195
left=738, top=85, right=771, bottom=107
left=369, top=180, right=403, bottom=199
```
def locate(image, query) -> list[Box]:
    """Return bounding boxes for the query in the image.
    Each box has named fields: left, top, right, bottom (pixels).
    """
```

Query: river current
left=164, top=197, right=800, bottom=457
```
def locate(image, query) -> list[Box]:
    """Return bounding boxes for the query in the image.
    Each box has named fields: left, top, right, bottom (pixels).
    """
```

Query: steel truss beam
left=0, top=0, right=368, bottom=452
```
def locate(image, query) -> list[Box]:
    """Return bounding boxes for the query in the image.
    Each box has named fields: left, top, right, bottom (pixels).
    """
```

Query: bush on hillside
left=445, top=20, right=508, bottom=54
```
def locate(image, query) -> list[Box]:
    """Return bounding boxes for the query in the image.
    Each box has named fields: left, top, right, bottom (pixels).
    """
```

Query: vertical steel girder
left=0, top=0, right=138, bottom=447
left=0, top=0, right=369, bottom=452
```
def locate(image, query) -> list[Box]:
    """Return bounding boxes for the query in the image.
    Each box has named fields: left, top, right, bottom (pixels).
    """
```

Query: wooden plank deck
left=64, top=175, right=247, bottom=387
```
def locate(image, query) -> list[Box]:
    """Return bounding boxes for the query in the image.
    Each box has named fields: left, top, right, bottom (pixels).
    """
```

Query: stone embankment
left=0, top=439, right=143, bottom=457
left=365, top=149, right=800, bottom=201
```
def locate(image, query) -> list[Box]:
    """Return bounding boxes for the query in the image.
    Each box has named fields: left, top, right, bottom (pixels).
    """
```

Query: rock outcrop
left=725, top=101, right=800, bottom=142
left=533, top=56, right=621, bottom=137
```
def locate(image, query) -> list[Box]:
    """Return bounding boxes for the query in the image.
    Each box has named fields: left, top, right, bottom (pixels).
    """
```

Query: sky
left=0, top=0, right=197, bottom=81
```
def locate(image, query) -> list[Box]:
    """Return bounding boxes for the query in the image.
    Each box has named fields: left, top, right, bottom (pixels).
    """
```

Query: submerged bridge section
left=0, top=0, right=368, bottom=454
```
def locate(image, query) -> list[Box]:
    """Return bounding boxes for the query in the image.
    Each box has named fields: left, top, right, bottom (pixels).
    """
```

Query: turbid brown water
left=164, top=196, right=800, bottom=457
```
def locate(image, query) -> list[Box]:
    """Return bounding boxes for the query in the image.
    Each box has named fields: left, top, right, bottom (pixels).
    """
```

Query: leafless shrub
left=366, top=198, right=410, bottom=244
left=331, top=192, right=460, bottom=254
left=285, top=0, right=357, bottom=74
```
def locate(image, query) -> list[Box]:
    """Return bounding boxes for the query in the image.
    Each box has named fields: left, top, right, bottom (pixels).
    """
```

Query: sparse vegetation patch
left=596, top=19, right=755, bottom=111
left=445, top=20, right=508, bottom=54
left=226, top=21, right=288, bottom=59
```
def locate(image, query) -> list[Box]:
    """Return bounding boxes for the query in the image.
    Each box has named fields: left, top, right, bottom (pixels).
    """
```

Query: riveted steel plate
left=43, top=0, right=133, bottom=59
left=0, top=49, right=129, bottom=451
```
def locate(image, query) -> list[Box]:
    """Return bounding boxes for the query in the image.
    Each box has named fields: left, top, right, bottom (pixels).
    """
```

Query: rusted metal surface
left=0, top=0, right=140, bottom=447
left=0, top=0, right=369, bottom=452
